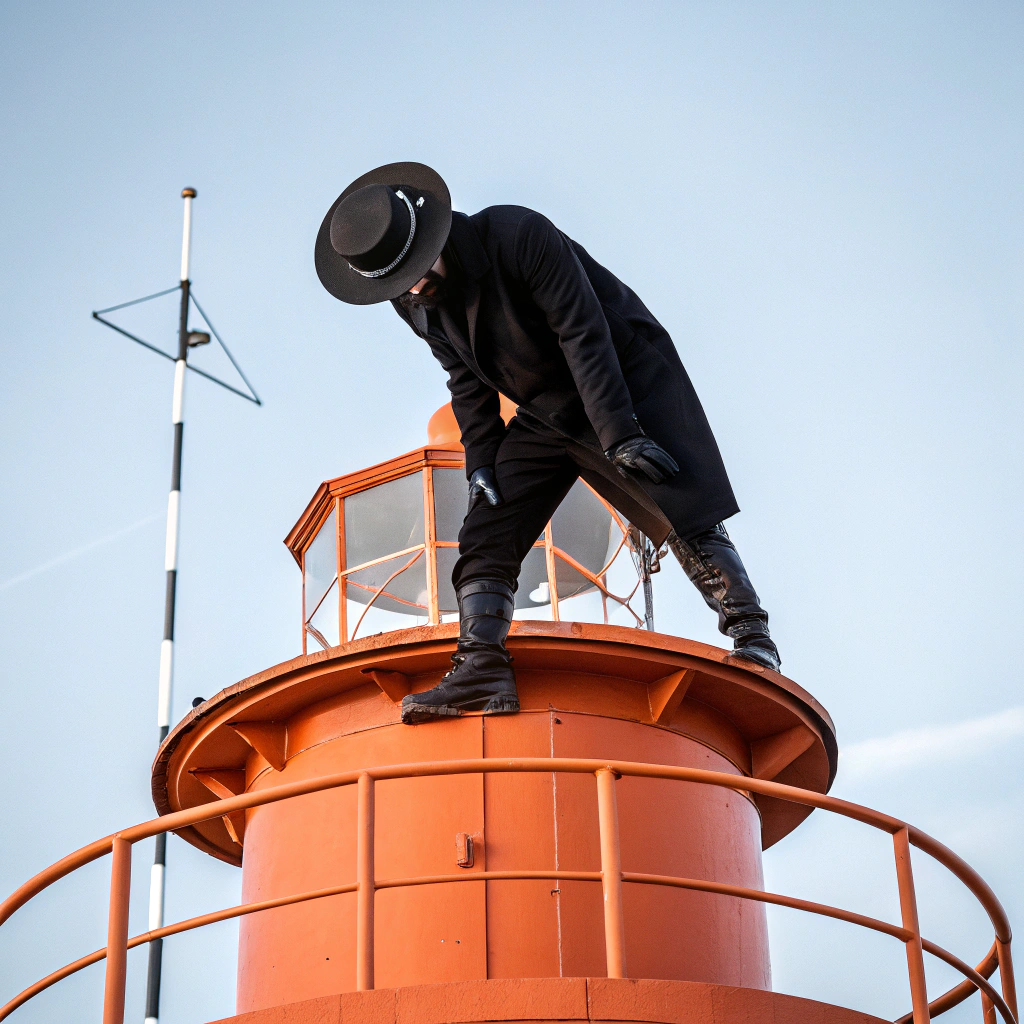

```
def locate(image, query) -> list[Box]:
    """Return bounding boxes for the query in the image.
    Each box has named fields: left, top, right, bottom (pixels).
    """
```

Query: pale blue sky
left=1, top=2, right=1021, bottom=1021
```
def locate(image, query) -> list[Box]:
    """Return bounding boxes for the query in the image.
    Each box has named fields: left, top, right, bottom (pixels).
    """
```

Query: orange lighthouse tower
left=0, top=406, right=1017, bottom=1024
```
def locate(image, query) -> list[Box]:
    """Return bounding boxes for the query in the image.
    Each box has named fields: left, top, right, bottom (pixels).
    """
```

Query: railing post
left=102, top=837, right=132, bottom=1024
left=356, top=772, right=375, bottom=991
left=893, top=827, right=929, bottom=1024
left=596, top=768, right=626, bottom=979
left=981, top=990, right=996, bottom=1024
left=996, top=939, right=1018, bottom=1019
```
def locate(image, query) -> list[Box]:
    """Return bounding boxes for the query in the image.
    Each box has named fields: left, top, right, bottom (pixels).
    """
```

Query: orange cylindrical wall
left=235, top=702, right=769, bottom=1013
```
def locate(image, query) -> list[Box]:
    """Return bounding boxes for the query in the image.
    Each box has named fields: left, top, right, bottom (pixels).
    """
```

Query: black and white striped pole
left=91, top=187, right=260, bottom=1024
left=144, top=185, right=196, bottom=1024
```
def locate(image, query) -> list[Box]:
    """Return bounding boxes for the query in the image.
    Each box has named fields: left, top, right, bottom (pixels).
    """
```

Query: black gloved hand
left=606, top=435, right=679, bottom=484
left=468, top=466, right=504, bottom=508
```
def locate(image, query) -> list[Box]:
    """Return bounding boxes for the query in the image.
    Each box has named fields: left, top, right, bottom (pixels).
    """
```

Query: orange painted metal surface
left=151, top=623, right=838, bottom=862
left=426, top=397, right=517, bottom=446
left=1, top=397, right=1018, bottom=1024
left=894, top=826, right=930, bottom=1022
left=0, top=756, right=1017, bottom=1023
left=0, top=625, right=1018, bottom=1023
left=206, top=977, right=890, bottom=1024
left=154, top=623, right=815, bottom=1011
left=232, top=714, right=769, bottom=1011
left=102, top=838, right=131, bottom=1024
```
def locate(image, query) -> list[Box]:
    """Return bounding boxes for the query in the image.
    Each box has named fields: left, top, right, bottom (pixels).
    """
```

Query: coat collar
left=447, top=212, right=490, bottom=281
left=391, top=213, right=490, bottom=360
left=448, top=212, right=490, bottom=350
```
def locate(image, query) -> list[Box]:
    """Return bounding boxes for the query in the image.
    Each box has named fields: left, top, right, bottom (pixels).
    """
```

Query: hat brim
left=315, top=162, right=452, bottom=305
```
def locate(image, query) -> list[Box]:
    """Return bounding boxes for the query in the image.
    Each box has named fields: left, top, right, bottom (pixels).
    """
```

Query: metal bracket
left=751, top=725, right=816, bottom=781
left=230, top=722, right=287, bottom=772
left=456, top=832, right=476, bottom=868
left=362, top=668, right=413, bottom=704
left=192, top=769, right=247, bottom=845
left=647, top=668, right=695, bottom=724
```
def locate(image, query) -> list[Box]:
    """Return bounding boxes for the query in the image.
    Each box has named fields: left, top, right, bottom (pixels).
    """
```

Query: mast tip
left=181, top=187, right=197, bottom=199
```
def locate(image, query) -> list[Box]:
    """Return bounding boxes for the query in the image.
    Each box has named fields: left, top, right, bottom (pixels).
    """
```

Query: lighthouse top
left=284, top=402, right=658, bottom=653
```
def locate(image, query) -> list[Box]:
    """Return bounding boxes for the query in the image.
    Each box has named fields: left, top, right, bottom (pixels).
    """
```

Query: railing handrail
left=0, top=757, right=1016, bottom=1024
left=0, top=868, right=1009, bottom=1024
left=1, top=757, right=1013, bottom=940
left=896, top=943, right=1000, bottom=1023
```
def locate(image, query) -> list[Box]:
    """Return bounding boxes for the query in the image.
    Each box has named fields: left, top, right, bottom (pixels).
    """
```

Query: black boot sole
left=727, top=647, right=781, bottom=672
left=401, top=694, right=520, bottom=725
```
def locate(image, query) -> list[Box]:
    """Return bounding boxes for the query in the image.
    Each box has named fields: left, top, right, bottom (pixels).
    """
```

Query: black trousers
left=454, top=416, right=770, bottom=640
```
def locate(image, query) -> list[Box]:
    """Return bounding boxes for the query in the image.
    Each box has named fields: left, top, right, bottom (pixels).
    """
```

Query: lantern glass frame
left=293, top=447, right=648, bottom=654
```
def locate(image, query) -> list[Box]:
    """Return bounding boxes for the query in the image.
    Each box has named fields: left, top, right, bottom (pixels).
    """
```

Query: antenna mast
left=143, top=186, right=196, bottom=1024
left=92, top=187, right=260, bottom=1024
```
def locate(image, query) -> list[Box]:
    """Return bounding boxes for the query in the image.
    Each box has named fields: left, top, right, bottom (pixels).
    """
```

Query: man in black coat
left=317, top=163, right=780, bottom=724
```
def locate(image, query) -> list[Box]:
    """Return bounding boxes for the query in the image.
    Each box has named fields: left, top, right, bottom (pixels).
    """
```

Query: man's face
left=400, top=254, right=447, bottom=310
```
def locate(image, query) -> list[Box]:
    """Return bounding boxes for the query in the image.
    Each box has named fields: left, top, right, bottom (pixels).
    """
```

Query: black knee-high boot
left=667, top=524, right=781, bottom=672
left=401, top=579, right=520, bottom=724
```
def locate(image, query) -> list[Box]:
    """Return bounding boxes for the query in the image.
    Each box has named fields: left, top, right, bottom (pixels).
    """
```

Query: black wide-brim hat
left=315, top=162, right=452, bottom=305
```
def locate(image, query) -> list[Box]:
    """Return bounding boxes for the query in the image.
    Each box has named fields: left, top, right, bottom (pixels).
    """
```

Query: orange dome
left=427, top=397, right=518, bottom=445
left=426, top=403, right=462, bottom=445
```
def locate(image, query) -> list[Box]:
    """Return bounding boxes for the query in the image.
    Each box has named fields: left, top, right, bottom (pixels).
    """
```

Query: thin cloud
left=840, top=706, right=1024, bottom=779
left=0, top=512, right=163, bottom=593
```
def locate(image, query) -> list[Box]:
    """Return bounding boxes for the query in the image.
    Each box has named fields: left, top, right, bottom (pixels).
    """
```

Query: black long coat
left=391, top=207, right=738, bottom=543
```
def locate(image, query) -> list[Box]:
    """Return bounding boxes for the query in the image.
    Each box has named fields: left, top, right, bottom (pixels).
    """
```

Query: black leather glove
left=468, top=466, right=504, bottom=508
left=606, top=436, right=679, bottom=484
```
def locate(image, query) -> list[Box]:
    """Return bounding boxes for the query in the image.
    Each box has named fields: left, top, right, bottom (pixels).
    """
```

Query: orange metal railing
left=0, top=758, right=1017, bottom=1024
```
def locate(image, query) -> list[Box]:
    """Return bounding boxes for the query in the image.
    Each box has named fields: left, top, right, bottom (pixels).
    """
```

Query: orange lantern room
left=286, top=401, right=652, bottom=652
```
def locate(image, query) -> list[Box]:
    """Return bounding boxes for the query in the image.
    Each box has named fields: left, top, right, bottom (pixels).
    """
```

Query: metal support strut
left=628, top=526, right=657, bottom=631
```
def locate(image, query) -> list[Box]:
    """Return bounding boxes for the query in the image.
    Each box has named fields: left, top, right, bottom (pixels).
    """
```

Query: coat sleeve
left=388, top=297, right=505, bottom=476
left=425, top=335, right=506, bottom=475
left=513, top=211, right=638, bottom=451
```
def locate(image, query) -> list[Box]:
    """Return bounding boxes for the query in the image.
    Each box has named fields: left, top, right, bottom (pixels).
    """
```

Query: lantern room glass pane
left=554, top=554, right=597, bottom=601
left=435, top=546, right=460, bottom=614
left=432, top=468, right=469, bottom=542
left=344, top=472, right=425, bottom=569
left=347, top=600, right=430, bottom=639
left=345, top=550, right=428, bottom=617
left=308, top=581, right=339, bottom=648
left=517, top=546, right=551, bottom=609
left=304, top=508, right=337, bottom=616
left=441, top=542, right=549, bottom=614
left=550, top=480, right=616, bottom=597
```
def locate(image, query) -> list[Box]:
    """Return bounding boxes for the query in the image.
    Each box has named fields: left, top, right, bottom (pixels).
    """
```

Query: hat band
left=348, top=190, right=417, bottom=279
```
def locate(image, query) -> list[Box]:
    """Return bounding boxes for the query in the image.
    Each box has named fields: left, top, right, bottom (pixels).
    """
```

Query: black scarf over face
left=397, top=245, right=462, bottom=312
left=397, top=269, right=446, bottom=311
